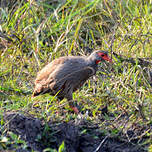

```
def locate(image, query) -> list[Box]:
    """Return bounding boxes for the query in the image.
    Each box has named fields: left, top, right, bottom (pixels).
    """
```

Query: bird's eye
left=101, top=54, right=105, bottom=57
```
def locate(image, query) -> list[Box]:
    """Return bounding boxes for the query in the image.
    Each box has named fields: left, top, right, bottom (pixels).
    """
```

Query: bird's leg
left=66, top=89, right=79, bottom=114
left=69, top=101, right=79, bottom=114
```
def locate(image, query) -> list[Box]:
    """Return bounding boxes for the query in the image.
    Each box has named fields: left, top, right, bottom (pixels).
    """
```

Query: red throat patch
left=96, top=60, right=101, bottom=64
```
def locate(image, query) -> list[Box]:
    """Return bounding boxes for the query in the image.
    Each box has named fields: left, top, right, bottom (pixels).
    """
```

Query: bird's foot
left=70, top=106, right=79, bottom=114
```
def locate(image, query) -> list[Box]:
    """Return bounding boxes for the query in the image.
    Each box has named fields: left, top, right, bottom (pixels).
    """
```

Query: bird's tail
left=32, top=83, right=53, bottom=98
left=32, top=91, right=40, bottom=98
left=32, top=83, right=43, bottom=98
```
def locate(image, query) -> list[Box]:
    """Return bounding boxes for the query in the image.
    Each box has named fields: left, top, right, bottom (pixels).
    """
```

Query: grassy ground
left=0, top=0, right=152, bottom=151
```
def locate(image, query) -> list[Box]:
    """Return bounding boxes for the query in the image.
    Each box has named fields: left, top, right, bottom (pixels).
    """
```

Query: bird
left=32, top=50, right=112, bottom=113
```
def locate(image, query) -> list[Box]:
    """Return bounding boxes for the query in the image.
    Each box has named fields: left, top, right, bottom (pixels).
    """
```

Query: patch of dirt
left=3, top=113, right=148, bottom=152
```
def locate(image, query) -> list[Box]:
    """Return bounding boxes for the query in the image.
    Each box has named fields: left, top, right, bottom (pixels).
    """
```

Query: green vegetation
left=0, top=0, right=152, bottom=151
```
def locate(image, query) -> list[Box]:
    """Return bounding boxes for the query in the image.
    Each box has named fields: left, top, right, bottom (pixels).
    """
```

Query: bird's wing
left=52, top=65, right=96, bottom=94
left=53, top=66, right=96, bottom=100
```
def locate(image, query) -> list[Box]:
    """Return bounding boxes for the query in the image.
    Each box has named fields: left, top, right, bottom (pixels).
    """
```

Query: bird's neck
left=87, top=56, right=99, bottom=67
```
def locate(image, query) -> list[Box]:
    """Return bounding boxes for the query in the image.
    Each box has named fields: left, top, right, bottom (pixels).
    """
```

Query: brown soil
left=3, top=113, right=147, bottom=152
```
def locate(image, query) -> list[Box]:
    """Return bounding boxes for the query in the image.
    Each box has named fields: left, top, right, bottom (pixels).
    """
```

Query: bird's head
left=88, top=50, right=112, bottom=64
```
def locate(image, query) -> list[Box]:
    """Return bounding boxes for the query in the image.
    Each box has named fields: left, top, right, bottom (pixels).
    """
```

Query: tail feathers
left=32, top=84, right=52, bottom=98
left=32, top=83, right=43, bottom=98
left=32, top=91, right=41, bottom=98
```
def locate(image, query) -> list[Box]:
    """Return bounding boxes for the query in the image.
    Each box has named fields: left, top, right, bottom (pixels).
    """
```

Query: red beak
left=102, top=55, right=112, bottom=63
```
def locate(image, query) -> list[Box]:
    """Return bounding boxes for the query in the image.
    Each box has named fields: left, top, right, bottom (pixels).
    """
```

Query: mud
left=3, top=113, right=147, bottom=152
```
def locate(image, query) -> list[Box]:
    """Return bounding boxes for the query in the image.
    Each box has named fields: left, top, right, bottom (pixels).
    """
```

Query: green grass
left=0, top=0, right=152, bottom=151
